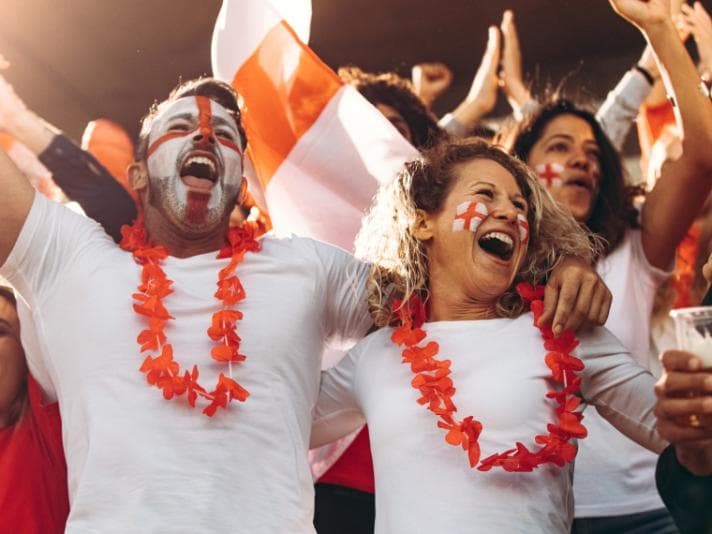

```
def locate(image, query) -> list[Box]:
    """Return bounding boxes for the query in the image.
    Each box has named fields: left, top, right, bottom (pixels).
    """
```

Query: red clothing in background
left=318, top=426, right=375, bottom=494
left=0, top=375, right=68, bottom=534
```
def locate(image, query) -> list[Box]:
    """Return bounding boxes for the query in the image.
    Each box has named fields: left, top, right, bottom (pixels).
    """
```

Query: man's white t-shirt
left=0, top=194, right=371, bottom=533
left=313, top=315, right=666, bottom=534
left=573, top=229, right=672, bottom=517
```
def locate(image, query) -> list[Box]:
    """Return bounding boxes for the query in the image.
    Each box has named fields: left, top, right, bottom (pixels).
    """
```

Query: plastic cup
left=670, top=306, right=712, bottom=368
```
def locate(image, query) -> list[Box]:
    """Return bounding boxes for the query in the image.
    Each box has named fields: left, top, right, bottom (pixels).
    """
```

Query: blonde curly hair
left=354, top=137, right=601, bottom=327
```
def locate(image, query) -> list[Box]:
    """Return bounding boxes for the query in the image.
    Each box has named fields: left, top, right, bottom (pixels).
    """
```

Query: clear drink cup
left=670, top=306, right=712, bottom=368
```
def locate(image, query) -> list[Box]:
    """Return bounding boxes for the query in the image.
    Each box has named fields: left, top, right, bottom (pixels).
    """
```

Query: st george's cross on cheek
left=452, top=201, right=488, bottom=233
left=534, top=162, right=564, bottom=189
left=517, top=213, right=530, bottom=244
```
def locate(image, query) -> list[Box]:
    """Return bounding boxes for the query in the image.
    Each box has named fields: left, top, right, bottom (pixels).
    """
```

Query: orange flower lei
left=391, top=283, right=587, bottom=472
left=120, top=218, right=261, bottom=417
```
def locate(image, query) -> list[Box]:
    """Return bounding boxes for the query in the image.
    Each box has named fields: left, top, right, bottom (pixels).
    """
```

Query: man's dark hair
left=338, top=67, right=445, bottom=150
left=135, top=77, right=247, bottom=161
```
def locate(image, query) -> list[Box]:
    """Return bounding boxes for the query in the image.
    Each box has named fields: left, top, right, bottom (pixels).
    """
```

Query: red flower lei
left=119, top=218, right=261, bottom=417
left=390, top=283, right=587, bottom=472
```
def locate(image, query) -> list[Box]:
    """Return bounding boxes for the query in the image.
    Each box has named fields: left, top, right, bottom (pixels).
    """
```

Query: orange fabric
left=673, top=222, right=702, bottom=309
left=82, top=119, right=137, bottom=202
left=233, top=21, right=342, bottom=187
left=637, top=100, right=675, bottom=163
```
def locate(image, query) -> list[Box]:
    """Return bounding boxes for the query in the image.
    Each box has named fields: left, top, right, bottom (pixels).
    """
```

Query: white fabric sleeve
left=309, top=239, right=372, bottom=347
left=629, top=226, right=675, bottom=292
left=596, top=69, right=652, bottom=151
left=311, top=344, right=366, bottom=448
left=578, top=326, right=667, bottom=454
left=0, top=193, right=112, bottom=307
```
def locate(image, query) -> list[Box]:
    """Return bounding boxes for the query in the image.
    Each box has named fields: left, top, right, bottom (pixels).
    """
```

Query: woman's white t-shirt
left=313, top=314, right=666, bottom=534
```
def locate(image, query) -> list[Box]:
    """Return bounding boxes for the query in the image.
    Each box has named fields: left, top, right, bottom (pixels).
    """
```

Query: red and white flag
left=211, top=0, right=418, bottom=251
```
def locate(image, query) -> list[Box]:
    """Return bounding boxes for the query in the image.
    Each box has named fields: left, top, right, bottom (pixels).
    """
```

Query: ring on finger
left=689, top=414, right=701, bottom=428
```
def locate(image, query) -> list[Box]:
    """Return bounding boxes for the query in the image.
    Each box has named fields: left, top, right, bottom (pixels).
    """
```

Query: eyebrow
left=543, top=133, right=598, bottom=148
left=470, top=181, right=527, bottom=203
left=165, top=113, right=237, bottom=132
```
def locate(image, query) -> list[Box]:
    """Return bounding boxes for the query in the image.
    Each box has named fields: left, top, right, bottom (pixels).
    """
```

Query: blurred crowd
left=1, top=1, right=712, bottom=533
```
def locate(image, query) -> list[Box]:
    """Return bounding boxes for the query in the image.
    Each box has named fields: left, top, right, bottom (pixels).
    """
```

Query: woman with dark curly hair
left=500, top=0, right=712, bottom=531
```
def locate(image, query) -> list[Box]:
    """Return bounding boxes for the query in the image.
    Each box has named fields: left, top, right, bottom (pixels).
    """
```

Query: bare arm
left=0, top=149, right=34, bottom=266
left=611, top=0, right=712, bottom=269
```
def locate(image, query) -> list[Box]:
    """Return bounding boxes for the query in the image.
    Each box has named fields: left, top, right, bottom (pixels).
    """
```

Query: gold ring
left=689, top=414, right=701, bottom=428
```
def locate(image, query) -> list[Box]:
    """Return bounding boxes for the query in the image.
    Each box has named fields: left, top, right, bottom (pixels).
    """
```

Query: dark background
left=0, top=0, right=707, bottom=147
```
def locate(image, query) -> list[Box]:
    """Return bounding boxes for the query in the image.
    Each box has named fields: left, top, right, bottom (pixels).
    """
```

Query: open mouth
left=564, top=177, right=594, bottom=191
left=180, top=153, right=218, bottom=191
left=478, top=231, right=514, bottom=261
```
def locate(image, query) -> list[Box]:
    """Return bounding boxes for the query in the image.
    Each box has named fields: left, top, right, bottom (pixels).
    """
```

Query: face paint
left=144, top=96, right=244, bottom=232
left=535, top=162, right=564, bottom=189
left=517, top=213, right=530, bottom=243
left=452, top=201, right=488, bottom=233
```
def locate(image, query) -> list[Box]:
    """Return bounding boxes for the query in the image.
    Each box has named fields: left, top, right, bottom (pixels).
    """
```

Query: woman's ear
left=128, top=161, right=148, bottom=193
left=412, top=209, right=435, bottom=241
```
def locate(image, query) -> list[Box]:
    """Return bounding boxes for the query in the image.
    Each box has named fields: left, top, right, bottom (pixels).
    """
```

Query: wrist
left=641, top=18, right=678, bottom=45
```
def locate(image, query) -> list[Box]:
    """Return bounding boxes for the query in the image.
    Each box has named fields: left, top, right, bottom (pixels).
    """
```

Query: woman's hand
left=411, top=62, right=453, bottom=108
left=655, top=350, right=712, bottom=476
left=681, top=1, right=712, bottom=79
left=448, top=26, right=501, bottom=130
left=539, top=256, right=612, bottom=335
left=609, top=0, right=672, bottom=33
left=499, top=10, right=531, bottom=115
left=703, top=251, right=712, bottom=284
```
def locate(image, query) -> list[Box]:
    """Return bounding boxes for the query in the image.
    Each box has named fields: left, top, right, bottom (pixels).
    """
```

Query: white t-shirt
left=313, top=314, right=666, bottom=534
left=573, top=229, right=672, bottom=517
left=0, top=194, right=371, bottom=534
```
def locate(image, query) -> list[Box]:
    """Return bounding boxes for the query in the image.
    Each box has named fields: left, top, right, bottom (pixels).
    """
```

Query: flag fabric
left=211, top=0, right=418, bottom=251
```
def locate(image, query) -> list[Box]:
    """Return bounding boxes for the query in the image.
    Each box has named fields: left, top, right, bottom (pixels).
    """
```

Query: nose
left=193, top=129, right=216, bottom=149
left=569, top=147, right=591, bottom=172
left=491, top=199, right=518, bottom=222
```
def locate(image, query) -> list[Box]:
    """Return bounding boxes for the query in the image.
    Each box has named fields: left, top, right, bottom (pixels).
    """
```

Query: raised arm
left=610, top=0, right=712, bottom=269
left=0, top=72, right=136, bottom=242
left=439, top=26, right=501, bottom=137
left=0, top=149, right=34, bottom=266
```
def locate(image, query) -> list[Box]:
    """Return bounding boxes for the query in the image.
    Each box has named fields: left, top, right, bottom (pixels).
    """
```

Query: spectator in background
left=0, top=285, right=68, bottom=533
left=499, top=0, right=712, bottom=531
left=338, top=66, right=445, bottom=148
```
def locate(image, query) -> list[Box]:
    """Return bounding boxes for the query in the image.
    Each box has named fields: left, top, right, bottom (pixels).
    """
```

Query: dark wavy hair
left=135, top=77, right=247, bottom=161
left=500, top=98, right=645, bottom=256
left=338, top=66, right=446, bottom=150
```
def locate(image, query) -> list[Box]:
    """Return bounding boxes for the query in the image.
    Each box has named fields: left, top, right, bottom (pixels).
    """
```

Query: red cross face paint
left=144, top=96, right=244, bottom=232
left=452, top=201, right=489, bottom=233
left=534, top=163, right=564, bottom=189
left=517, top=213, right=530, bottom=243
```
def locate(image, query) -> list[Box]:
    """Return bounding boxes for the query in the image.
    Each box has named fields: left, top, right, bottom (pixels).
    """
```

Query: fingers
left=550, top=278, right=579, bottom=336
left=483, top=26, right=502, bottom=72
left=585, top=281, right=612, bottom=328
left=703, top=252, right=712, bottom=283
left=660, top=350, right=706, bottom=372
left=656, top=370, right=712, bottom=397
left=655, top=395, right=712, bottom=417
left=538, top=280, right=559, bottom=330
left=657, top=418, right=712, bottom=443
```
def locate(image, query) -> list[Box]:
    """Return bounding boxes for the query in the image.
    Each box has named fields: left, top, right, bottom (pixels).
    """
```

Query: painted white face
left=144, top=96, right=244, bottom=233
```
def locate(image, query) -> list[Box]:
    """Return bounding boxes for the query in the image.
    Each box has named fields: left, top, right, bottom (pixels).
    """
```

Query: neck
left=427, top=277, right=499, bottom=322
left=144, top=208, right=228, bottom=258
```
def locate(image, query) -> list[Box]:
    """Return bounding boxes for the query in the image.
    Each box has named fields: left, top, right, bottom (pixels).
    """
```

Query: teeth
left=482, top=232, right=513, bottom=247
left=184, top=156, right=216, bottom=172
